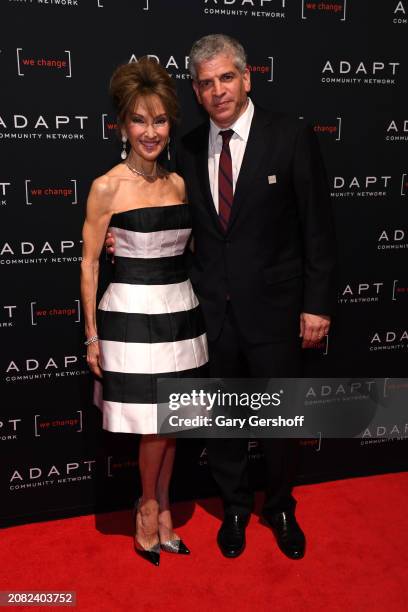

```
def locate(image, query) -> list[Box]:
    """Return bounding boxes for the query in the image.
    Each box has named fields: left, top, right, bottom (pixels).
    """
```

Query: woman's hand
left=86, top=341, right=103, bottom=378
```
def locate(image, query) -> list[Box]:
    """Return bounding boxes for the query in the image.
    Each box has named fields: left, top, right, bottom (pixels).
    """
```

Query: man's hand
left=105, top=231, right=115, bottom=260
left=300, top=312, right=331, bottom=347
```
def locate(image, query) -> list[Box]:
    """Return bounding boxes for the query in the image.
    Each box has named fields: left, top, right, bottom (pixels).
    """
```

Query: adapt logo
left=338, top=282, right=385, bottom=305
left=301, top=0, right=346, bottom=20
left=377, top=228, right=408, bottom=252
left=0, top=238, right=82, bottom=265
left=361, top=423, right=408, bottom=443
left=369, top=330, right=408, bottom=352
left=321, top=60, right=401, bottom=86
left=330, top=174, right=392, bottom=199
left=25, top=179, right=78, bottom=205
left=330, top=172, right=408, bottom=199
left=385, top=119, right=408, bottom=142
left=16, top=48, right=72, bottom=78
left=203, top=0, right=286, bottom=20
left=0, top=113, right=89, bottom=142
left=304, top=379, right=380, bottom=439
left=304, top=380, right=376, bottom=404
left=3, top=353, right=89, bottom=384
left=129, top=53, right=191, bottom=80
left=338, top=281, right=408, bottom=304
left=393, top=1, right=407, bottom=23
left=9, top=459, right=96, bottom=491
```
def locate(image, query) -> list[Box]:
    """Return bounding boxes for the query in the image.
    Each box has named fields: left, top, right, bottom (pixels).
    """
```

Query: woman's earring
left=121, top=134, right=127, bottom=160
left=167, top=137, right=171, bottom=161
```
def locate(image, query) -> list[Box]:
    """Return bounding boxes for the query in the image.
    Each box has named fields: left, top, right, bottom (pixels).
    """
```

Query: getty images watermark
left=156, top=378, right=408, bottom=439
left=167, top=388, right=304, bottom=430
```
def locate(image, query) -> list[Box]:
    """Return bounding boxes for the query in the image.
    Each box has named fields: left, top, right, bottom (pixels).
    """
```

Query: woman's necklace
left=125, top=159, right=158, bottom=180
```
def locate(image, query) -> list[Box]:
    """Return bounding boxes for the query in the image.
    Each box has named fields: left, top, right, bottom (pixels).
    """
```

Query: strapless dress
left=93, top=204, right=208, bottom=434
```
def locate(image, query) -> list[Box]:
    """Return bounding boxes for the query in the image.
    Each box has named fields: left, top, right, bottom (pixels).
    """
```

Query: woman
left=80, top=58, right=208, bottom=566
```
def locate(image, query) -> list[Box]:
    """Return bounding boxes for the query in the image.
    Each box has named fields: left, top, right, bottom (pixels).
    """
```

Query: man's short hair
left=189, top=34, right=247, bottom=81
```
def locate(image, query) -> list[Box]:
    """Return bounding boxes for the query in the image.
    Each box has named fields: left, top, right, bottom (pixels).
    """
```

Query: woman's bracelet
left=84, top=335, right=98, bottom=346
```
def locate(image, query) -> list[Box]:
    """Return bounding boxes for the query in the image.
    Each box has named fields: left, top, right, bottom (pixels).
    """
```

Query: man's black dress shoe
left=263, top=510, right=305, bottom=560
left=217, top=514, right=248, bottom=558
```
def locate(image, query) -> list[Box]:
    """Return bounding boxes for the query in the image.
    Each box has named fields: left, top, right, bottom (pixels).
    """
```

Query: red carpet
left=2, top=472, right=408, bottom=612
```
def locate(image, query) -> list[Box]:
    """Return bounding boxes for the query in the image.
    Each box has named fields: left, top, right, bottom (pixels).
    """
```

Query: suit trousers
left=206, top=301, right=302, bottom=517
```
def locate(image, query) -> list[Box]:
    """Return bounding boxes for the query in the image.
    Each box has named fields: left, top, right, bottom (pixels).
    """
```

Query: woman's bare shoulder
left=86, top=169, right=127, bottom=218
left=168, top=171, right=184, bottom=186
left=168, top=172, right=186, bottom=201
left=90, top=166, right=126, bottom=198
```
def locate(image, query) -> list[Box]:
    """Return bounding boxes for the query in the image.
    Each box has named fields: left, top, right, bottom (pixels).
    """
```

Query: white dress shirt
left=208, top=97, right=254, bottom=213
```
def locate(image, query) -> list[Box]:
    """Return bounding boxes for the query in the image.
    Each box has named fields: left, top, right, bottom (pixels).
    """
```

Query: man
left=108, top=34, right=336, bottom=560
left=178, top=34, right=336, bottom=560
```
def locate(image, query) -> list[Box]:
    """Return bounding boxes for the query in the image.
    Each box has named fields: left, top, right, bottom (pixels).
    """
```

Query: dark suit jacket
left=177, top=105, right=337, bottom=344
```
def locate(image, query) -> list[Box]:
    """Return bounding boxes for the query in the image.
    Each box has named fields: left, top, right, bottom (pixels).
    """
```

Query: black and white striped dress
left=93, top=204, right=208, bottom=434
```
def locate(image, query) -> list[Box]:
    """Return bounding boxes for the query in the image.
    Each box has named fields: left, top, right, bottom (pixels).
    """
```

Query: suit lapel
left=228, top=106, right=271, bottom=232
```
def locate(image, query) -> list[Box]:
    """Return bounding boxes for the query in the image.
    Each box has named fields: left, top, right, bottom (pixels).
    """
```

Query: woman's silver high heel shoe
left=133, top=499, right=160, bottom=566
left=159, top=511, right=191, bottom=554
left=160, top=536, right=190, bottom=555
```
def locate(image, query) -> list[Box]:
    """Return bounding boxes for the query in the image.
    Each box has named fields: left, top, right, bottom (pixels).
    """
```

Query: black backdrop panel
left=1, top=0, right=407, bottom=526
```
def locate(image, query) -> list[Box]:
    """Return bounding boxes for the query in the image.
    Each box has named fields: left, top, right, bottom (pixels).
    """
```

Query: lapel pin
left=268, top=175, right=277, bottom=184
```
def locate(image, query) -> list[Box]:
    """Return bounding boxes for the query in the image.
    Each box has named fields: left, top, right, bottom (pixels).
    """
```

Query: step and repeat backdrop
left=1, top=0, right=407, bottom=526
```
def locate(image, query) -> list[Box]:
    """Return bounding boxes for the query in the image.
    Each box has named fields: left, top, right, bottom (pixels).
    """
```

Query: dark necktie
left=218, top=129, right=234, bottom=231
